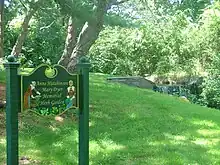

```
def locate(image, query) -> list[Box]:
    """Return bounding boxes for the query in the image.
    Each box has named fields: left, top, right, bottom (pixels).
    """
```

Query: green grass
left=1, top=73, right=220, bottom=164
left=0, top=66, right=35, bottom=83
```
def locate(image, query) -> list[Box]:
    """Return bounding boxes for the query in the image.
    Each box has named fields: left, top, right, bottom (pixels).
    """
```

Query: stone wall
left=107, top=76, right=155, bottom=89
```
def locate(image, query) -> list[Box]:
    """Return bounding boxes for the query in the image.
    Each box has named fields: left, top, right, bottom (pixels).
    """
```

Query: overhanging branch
left=18, top=0, right=28, bottom=11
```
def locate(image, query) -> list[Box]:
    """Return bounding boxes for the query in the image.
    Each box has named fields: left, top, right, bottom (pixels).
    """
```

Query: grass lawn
left=1, top=73, right=220, bottom=164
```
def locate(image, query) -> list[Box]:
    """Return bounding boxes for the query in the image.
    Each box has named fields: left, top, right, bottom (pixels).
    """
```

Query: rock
left=180, top=96, right=190, bottom=102
left=107, top=76, right=155, bottom=89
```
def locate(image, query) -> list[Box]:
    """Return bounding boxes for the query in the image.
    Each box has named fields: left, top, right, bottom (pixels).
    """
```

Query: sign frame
left=19, top=64, right=80, bottom=114
left=4, top=55, right=91, bottom=165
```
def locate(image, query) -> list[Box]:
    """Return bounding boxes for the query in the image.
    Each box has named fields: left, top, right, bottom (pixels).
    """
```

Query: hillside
left=0, top=74, right=220, bottom=165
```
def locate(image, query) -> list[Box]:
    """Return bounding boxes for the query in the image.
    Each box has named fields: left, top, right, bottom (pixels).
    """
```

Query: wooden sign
left=20, top=64, right=79, bottom=113
left=4, top=55, right=90, bottom=165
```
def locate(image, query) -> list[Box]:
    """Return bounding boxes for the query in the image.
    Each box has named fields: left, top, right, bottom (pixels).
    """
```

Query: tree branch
left=106, top=0, right=130, bottom=11
left=18, top=0, right=28, bottom=11
left=39, top=20, right=55, bottom=31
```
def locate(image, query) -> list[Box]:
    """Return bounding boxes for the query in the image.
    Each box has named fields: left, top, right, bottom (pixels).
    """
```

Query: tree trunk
left=58, top=0, right=128, bottom=72
left=11, top=0, right=44, bottom=57
left=64, top=1, right=107, bottom=72
left=66, top=21, right=103, bottom=72
left=11, top=8, right=37, bottom=57
left=0, top=0, right=4, bottom=58
left=58, top=16, right=76, bottom=66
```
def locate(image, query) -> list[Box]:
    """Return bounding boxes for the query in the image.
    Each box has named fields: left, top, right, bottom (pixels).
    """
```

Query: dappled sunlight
left=0, top=138, right=5, bottom=145
left=207, top=149, right=220, bottom=156
left=49, top=125, right=59, bottom=132
left=61, top=129, right=78, bottom=143
left=90, top=81, right=122, bottom=90
left=164, top=133, right=187, bottom=141
left=22, top=149, right=41, bottom=155
left=129, top=112, right=136, bottom=119
left=191, top=119, right=219, bottom=128
left=91, top=82, right=105, bottom=87
left=192, top=138, right=215, bottom=146
left=92, top=73, right=106, bottom=76
left=197, top=129, right=220, bottom=137
left=93, top=111, right=112, bottom=120
left=90, top=139, right=125, bottom=156
left=89, top=121, right=94, bottom=127
left=89, top=139, right=126, bottom=164
left=99, top=139, right=125, bottom=151
left=169, top=113, right=183, bottom=121
left=192, top=138, right=220, bottom=147
left=19, top=139, right=37, bottom=149
left=148, top=141, right=164, bottom=146
left=53, top=141, right=64, bottom=148
left=160, top=133, right=189, bottom=145
left=163, top=132, right=220, bottom=147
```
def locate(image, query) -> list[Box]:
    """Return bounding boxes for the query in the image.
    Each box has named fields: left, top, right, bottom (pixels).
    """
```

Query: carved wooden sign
left=20, top=64, right=79, bottom=114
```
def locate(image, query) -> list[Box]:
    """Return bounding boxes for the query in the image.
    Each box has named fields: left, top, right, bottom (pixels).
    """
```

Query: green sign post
left=3, top=55, right=20, bottom=165
left=4, top=55, right=91, bottom=165
left=77, top=57, right=91, bottom=165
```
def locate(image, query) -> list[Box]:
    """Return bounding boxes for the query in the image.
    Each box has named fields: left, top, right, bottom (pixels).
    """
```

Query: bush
left=200, top=54, right=220, bottom=109
left=89, top=11, right=201, bottom=76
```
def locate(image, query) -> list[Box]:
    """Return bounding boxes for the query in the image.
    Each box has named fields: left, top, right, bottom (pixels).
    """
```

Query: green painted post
left=3, top=55, right=20, bottom=165
left=18, top=75, right=21, bottom=113
left=77, top=57, right=91, bottom=165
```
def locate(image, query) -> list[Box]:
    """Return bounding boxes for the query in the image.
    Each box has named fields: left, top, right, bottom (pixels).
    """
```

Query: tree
left=11, top=0, right=44, bottom=57
left=0, top=0, right=4, bottom=58
left=56, top=0, right=130, bottom=72
left=141, top=0, right=211, bottom=20
left=58, top=16, right=76, bottom=67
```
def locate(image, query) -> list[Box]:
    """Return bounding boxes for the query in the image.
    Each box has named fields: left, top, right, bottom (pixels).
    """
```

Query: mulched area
left=0, top=112, right=5, bottom=136
left=0, top=83, right=6, bottom=108
left=2, top=157, right=41, bottom=165
left=0, top=83, right=5, bottom=96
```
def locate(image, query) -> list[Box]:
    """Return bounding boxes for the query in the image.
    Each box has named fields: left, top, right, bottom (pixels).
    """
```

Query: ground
left=1, top=74, right=220, bottom=164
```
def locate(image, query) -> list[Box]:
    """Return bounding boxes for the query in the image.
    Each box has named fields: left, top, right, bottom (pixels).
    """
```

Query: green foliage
left=142, top=0, right=211, bottom=20
left=189, top=3, right=220, bottom=110
left=89, top=1, right=220, bottom=80
left=24, top=17, right=65, bottom=66
left=4, top=0, right=66, bottom=66
left=89, top=10, right=198, bottom=76
left=200, top=53, right=220, bottom=109
left=32, top=104, right=70, bottom=115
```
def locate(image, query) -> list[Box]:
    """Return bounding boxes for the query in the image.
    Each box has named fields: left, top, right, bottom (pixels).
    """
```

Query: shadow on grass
left=15, top=76, right=220, bottom=165
left=87, top=76, right=220, bottom=164
left=18, top=113, right=79, bottom=165
left=1, top=75, right=220, bottom=164
left=88, top=107, right=220, bottom=165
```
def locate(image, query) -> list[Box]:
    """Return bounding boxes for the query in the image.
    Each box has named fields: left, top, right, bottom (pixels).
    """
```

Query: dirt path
left=0, top=112, right=5, bottom=135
